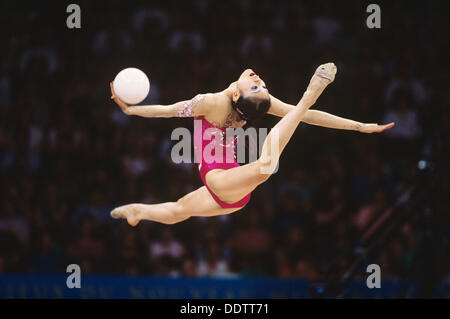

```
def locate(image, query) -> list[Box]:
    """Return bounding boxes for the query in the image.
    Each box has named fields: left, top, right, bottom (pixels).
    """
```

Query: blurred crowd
left=0, top=0, right=449, bottom=293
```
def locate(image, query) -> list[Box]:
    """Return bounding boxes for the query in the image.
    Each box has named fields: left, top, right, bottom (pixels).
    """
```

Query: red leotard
left=193, top=115, right=251, bottom=209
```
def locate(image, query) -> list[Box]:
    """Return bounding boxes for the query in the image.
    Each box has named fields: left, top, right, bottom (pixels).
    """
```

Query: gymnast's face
left=234, top=69, right=270, bottom=102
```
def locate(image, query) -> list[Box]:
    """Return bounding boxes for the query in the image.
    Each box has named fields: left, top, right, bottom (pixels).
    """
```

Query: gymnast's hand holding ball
left=110, top=67, right=150, bottom=114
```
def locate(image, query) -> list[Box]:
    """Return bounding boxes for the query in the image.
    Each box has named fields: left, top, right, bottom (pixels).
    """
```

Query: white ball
left=113, top=68, right=150, bottom=105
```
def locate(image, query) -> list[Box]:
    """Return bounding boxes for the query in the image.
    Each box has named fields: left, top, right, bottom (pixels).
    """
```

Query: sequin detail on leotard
left=177, top=94, right=205, bottom=117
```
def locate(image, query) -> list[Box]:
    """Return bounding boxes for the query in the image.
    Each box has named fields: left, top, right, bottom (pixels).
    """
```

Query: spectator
left=149, top=228, right=185, bottom=270
left=382, top=90, right=421, bottom=140
left=65, top=215, right=106, bottom=271
left=31, top=232, right=61, bottom=273
left=353, top=186, right=390, bottom=231
left=0, top=200, right=29, bottom=244
left=196, top=241, right=233, bottom=278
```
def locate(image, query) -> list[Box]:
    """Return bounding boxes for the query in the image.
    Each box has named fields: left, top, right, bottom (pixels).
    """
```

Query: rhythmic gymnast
left=110, top=63, right=394, bottom=226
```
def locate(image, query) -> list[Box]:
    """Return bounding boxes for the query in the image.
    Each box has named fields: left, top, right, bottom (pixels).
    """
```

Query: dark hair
left=231, top=95, right=271, bottom=123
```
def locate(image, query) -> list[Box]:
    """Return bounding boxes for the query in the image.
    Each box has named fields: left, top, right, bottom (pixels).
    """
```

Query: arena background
left=0, top=0, right=449, bottom=298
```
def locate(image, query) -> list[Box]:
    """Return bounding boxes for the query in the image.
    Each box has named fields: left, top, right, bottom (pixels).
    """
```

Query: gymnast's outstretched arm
left=268, top=94, right=395, bottom=133
left=110, top=82, right=213, bottom=118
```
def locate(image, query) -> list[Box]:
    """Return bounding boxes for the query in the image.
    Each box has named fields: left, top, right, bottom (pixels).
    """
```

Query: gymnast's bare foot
left=111, top=206, right=140, bottom=227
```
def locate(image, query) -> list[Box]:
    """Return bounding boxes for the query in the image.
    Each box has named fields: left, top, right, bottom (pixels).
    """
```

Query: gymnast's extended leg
left=204, top=63, right=337, bottom=204
left=111, top=186, right=240, bottom=226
